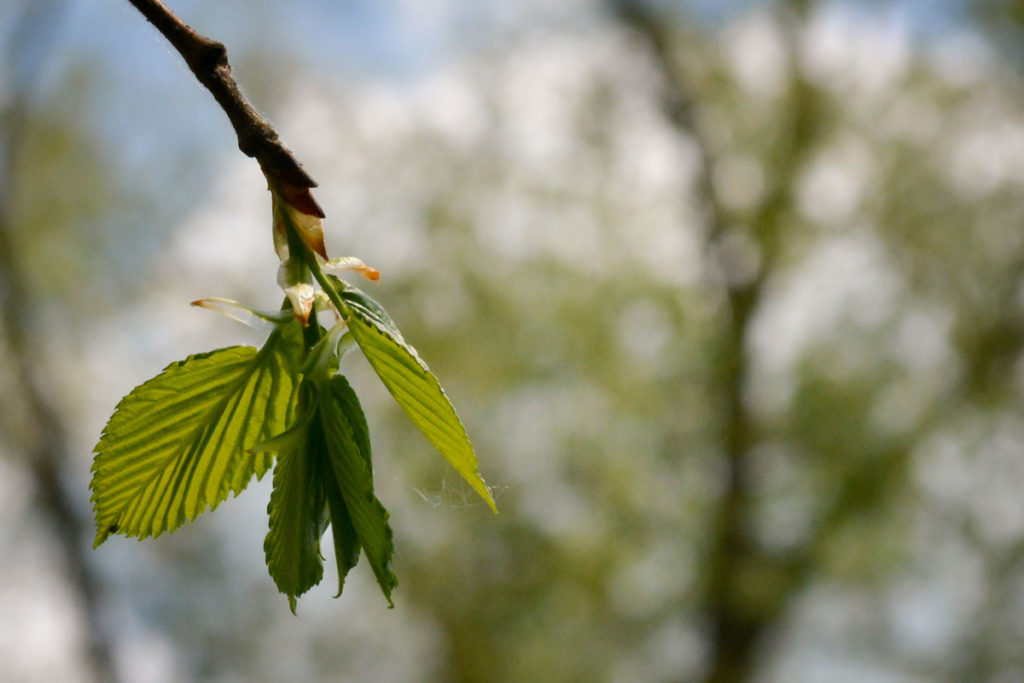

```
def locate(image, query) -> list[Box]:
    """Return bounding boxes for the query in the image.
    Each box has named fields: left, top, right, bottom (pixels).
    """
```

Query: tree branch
left=125, top=0, right=324, bottom=217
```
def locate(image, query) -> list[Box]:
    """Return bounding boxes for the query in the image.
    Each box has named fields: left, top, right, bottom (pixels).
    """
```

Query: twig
left=125, top=0, right=324, bottom=217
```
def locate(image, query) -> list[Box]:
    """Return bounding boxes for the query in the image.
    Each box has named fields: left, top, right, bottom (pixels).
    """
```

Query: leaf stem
left=311, top=261, right=350, bottom=318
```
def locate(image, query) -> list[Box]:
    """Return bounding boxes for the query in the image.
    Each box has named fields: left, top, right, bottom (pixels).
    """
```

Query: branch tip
left=126, top=0, right=321, bottom=213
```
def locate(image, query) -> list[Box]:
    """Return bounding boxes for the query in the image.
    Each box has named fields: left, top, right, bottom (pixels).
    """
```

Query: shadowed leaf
left=263, top=400, right=328, bottom=614
left=321, top=375, right=398, bottom=603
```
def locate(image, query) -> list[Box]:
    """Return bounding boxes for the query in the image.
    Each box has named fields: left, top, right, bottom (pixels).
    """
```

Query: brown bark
left=125, top=0, right=324, bottom=217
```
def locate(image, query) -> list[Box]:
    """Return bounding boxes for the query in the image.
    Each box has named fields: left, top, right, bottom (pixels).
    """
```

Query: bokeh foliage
left=6, top=1, right=1024, bottom=682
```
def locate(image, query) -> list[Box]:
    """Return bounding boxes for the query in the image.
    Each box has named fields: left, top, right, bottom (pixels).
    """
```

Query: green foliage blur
left=5, top=1, right=1024, bottom=682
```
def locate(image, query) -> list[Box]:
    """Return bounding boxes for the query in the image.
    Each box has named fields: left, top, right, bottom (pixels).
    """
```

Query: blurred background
left=3, top=0, right=1024, bottom=681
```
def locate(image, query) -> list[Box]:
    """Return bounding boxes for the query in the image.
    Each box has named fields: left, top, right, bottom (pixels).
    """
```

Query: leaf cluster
left=90, top=204, right=494, bottom=611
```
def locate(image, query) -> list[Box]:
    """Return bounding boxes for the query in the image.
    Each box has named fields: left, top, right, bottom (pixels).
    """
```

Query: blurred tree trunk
left=609, top=1, right=816, bottom=681
left=0, top=3, right=119, bottom=682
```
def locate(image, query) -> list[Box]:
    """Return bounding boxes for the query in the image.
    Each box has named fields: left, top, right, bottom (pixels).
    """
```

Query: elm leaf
left=320, top=375, right=398, bottom=604
left=90, top=323, right=302, bottom=546
left=333, top=280, right=496, bottom=513
left=263, top=407, right=328, bottom=614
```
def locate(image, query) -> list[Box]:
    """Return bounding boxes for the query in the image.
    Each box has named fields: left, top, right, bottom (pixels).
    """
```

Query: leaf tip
left=482, top=488, right=498, bottom=514
left=93, top=521, right=120, bottom=548
left=322, top=257, right=380, bottom=282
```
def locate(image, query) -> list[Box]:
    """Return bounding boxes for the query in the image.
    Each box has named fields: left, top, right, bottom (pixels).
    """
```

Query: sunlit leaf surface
left=90, top=324, right=301, bottom=546
left=336, top=280, right=497, bottom=513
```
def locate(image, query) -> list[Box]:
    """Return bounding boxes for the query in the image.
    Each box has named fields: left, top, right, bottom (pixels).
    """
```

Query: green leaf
left=320, top=375, right=398, bottom=604
left=322, top=464, right=360, bottom=598
left=319, top=374, right=372, bottom=598
left=90, top=323, right=302, bottom=546
left=321, top=374, right=372, bottom=597
left=333, top=279, right=496, bottom=513
left=328, top=368, right=374, bottom=473
left=263, top=404, right=328, bottom=614
left=335, top=280, right=402, bottom=338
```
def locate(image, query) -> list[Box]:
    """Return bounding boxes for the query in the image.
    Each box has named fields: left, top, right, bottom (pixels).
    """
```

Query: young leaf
left=190, top=297, right=292, bottom=329
left=320, top=374, right=372, bottom=597
left=333, top=280, right=497, bottom=513
left=333, top=278, right=402, bottom=338
left=320, top=375, right=398, bottom=603
left=263, top=405, right=328, bottom=614
left=90, top=323, right=302, bottom=546
left=322, top=256, right=380, bottom=281
left=322, top=464, right=361, bottom=598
